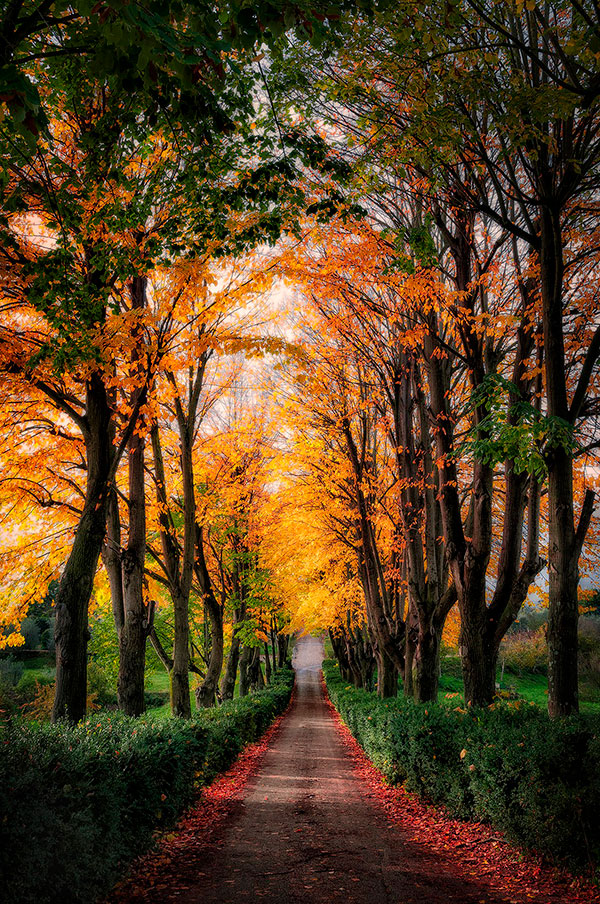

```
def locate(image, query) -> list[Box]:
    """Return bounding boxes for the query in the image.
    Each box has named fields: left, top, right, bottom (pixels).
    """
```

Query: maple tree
left=1, top=0, right=599, bottom=726
left=272, top=0, right=600, bottom=712
left=0, top=0, right=364, bottom=721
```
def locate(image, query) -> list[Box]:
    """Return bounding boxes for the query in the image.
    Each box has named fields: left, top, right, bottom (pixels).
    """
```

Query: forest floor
left=108, top=635, right=600, bottom=904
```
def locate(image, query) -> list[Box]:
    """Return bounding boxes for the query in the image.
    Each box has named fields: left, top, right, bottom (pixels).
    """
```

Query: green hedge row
left=0, top=669, right=294, bottom=904
left=323, top=660, right=600, bottom=871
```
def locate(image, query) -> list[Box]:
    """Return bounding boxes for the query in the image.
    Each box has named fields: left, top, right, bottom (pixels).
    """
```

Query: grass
left=438, top=660, right=600, bottom=713
left=9, top=645, right=286, bottom=720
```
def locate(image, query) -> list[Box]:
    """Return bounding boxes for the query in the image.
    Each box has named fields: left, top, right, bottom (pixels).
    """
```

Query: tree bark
left=540, top=207, right=580, bottom=716
left=194, top=526, right=224, bottom=709
left=249, top=644, right=264, bottom=690
left=238, top=644, right=251, bottom=697
left=170, top=591, right=191, bottom=717
left=277, top=633, right=289, bottom=668
left=221, top=630, right=241, bottom=700
left=376, top=648, right=398, bottom=698
left=102, top=487, right=124, bottom=636
left=52, top=372, right=112, bottom=722
left=414, top=619, right=441, bottom=703
left=264, top=641, right=272, bottom=684
left=117, top=274, right=147, bottom=716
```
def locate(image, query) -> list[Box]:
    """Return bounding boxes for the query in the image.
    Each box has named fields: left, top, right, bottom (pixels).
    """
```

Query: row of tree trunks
left=342, top=419, right=405, bottom=698
left=392, top=351, right=455, bottom=703
left=329, top=623, right=375, bottom=689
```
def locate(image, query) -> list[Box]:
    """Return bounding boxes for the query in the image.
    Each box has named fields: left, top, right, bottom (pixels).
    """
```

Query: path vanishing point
left=170, top=634, right=519, bottom=904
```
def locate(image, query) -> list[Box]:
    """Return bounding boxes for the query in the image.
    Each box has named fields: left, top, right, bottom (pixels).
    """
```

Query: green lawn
left=13, top=646, right=598, bottom=717
left=438, top=662, right=600, bottom=713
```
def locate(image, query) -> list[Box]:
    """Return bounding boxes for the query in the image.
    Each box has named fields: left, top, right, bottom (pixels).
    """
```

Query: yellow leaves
left=2, top=631, right=25, bottom=649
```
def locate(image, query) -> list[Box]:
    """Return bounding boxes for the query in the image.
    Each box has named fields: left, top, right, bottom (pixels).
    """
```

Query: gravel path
left=180, top=635, right=509, bottom=904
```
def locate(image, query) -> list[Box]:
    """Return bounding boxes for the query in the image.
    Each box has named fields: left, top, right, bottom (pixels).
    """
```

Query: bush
left=0, top=668, right=293, bottom=904
left=500, top=628, right=548, bottom=675
left=16, top=669, right=55, bottom=701
left=579, top=619, right=600, bottom=690
left=20, top=618, right=41, bottom=650
left=87, top=659, right=116, bottom=706
left=0, top=655, right=25, bottom=688
left=323, top=660, right=600, bottom=872
left=440, top=654, right=463, bottom=680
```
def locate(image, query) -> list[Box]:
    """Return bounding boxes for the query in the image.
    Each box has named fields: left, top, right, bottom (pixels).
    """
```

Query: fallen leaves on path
left=323, top=683, right=600, bottom=904
left=105, top=701, right=292, bottom=904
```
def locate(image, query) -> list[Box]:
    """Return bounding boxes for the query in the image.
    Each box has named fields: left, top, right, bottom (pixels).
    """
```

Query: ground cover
left=324, top=660, right=600, bottom=874
left=325, top=686, right=600, bottom=904
left=0, top=669, right=294, bottom=904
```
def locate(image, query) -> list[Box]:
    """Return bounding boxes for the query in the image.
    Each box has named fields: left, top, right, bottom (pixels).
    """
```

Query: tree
left=1, top=0, right=364, bottom=720
left=376, top=0, right=600, bottom=713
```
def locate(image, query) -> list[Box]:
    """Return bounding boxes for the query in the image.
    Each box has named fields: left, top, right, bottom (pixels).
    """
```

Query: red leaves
left=106, top=708, right=289, bottom=903
left=323, top=687, right=600, bottom=904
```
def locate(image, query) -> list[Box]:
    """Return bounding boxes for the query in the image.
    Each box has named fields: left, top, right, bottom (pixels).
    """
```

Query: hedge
left=0, top=668, right=294, bottom=904
left=323, top=660, right=600, bottom=871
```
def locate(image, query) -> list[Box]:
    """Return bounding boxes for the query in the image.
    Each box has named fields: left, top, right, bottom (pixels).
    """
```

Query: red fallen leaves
left=105, top=703, right=291, bottom=904
left=322, top=685, right=600, bottom=904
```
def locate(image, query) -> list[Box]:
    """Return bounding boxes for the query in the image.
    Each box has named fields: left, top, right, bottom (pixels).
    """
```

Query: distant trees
left=1, top=0, right=598, bottom=720
left=273, top=0, right=600, bottom=712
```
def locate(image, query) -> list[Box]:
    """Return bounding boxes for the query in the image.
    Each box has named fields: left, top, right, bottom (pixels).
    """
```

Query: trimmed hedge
left=323, top=660, right=600, bottom=871
left=0, top=669, right=293, bottom=904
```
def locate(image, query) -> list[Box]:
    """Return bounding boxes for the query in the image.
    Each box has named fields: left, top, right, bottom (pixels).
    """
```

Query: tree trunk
left=264, top=641, right=272, bottom=684
left=540, top=207, right=580, bottom=717
left=414, top=622, right=441, bottom=703
left=459, top=605, right=497, bottom=707
left=249, top=645, right=264, bottom=690
left=102, top=487, right=124, bottom=636
left=238, top=644, right=251, bottom=697
left=350, top=625, right=374, bottom=690
left=170, top=592, right=191, bottom=717
left=221, top=630, right=241, bottom=700
left=194, top=525, right=224, bottom=708
left=52, top=484, right=108, bottom=722
left=52, top=373, right=112, bottom=723
left=404, top=601, right=418, bottom=698
left=117, top=274, right=148, bottom=716
left=376, top=649, right=398, bottom=698
left=195, top=594, right=223, bottom=708
left=277, top=633, right=289, bottom=668
left=547, top=447, right=580, bottom=716
left=270, top=619, right=278, bottom=674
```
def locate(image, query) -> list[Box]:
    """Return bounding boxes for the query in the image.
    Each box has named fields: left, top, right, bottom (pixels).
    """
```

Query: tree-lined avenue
left=144, top=635, right=535, bottom=904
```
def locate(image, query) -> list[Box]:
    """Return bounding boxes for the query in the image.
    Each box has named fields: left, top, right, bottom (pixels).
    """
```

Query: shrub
left=0, top=668, right=293, bottom=904
left=87, top=659, right=116, bottom=705
left=440, top=654, right=463, bottom=680
left=323, top=660, right=600, bottom=872
left=16, top=669, right=55, bottom=700
left=0, top=655, right=25, bottom=688
left=500, top=628, right=548, bottom=675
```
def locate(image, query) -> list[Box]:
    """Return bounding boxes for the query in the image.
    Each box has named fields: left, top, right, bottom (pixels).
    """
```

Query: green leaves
left=461, top=373, right=575, bottom=479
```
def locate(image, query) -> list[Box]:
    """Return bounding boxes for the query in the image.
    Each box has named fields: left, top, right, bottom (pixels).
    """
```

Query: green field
left=438, top=662, right=600, bottom=713
left=5, top=638, right=600, bottom=717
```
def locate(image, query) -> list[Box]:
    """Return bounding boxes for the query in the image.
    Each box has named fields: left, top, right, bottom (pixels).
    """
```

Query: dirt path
left=175, top=635, right=510, bottom=904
